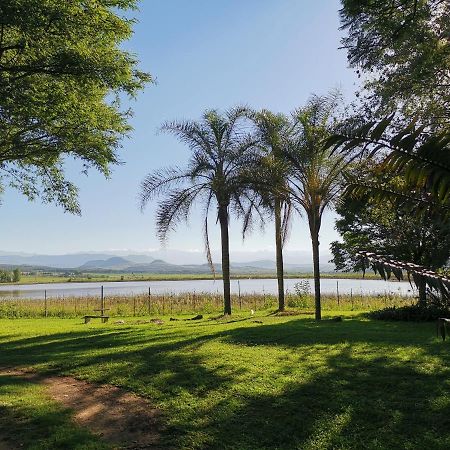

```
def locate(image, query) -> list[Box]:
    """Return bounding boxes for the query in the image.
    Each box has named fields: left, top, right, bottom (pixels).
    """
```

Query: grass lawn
left=0, top=311, right=449, bottom=449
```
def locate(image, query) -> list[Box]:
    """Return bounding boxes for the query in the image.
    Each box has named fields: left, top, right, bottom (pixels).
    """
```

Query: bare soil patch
left=0, top=368, right=164, bottom=449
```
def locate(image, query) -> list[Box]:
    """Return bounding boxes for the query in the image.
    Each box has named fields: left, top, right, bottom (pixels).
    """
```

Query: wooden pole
left=336, top=281, right=340, bottom=306
left=238, top=280, right=241, bottom=309
left=148, top=287, right=151, bottom=315
left=44, top=290, right=48, bottom=318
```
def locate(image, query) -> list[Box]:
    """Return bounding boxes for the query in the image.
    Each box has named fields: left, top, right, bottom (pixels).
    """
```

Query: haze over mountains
left=0, top=250, right=335, bottom=273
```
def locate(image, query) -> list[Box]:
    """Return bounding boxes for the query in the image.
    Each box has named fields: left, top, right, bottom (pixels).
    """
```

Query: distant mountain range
left=0, top=252, right=335, bottom=274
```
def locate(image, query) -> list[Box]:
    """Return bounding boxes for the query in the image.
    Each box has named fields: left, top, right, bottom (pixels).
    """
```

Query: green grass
left=0, top=292, right=413, bottom=318
left=7, top=271, right=380, bottom=285
left=0, top=312, right=449, bottom=449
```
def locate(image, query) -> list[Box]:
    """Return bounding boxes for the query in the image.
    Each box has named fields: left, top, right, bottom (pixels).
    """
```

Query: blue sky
left=1, top=0, right=359, bottom=260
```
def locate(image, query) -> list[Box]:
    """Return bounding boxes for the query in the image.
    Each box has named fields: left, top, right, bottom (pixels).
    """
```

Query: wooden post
left=336, top=281, right=340, bottom=306
left=148, top=287, right=151, bottom=315
left=350, top=289, right=353, bottom=310
left=133, top=297, right=136, bottom=316
left=101, top=285, right=104, bottom=312
left=44, top=290, right=48, bottom=318
left=238, top=280, right=242, bottom=309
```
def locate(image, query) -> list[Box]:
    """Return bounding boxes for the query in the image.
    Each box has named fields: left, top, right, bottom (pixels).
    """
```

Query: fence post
left=238, top=280, right=242, bottom=309
left=350, top=288, right=353, bottom=310
left=336, top=281, right=340, bottom=306
left=133, top=297, right=136, bottom=316
left=148, top=287, right=151, bottom=315
left=44, top=290, right=48, bottom=318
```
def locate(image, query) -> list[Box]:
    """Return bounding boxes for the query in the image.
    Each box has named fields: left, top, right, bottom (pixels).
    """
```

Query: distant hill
left=79, top=257, right=133, bottom=270
left=0, top=253, right=124, bottom=268
left=0, top=253, right=335, bottom=274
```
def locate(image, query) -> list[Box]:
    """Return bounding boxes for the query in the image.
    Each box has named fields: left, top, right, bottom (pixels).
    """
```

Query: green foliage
left=12, top=268, right=20, bottom=282
left=327, top=116, right=450, bottom=213
left=368, top=304, right=449, bottom=322
left=0, top=270, right=12, bottom=282
left=0, top=0, right=151, bottom=212
left=331, top=163, right=450, bottom=273
left=340, top=0, right=450, bottom=126
left=293, top=280, right=311, bottom=297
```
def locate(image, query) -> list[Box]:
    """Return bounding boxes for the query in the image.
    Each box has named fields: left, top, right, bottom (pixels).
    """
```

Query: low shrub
left=367, top=304, right=450, bottom=322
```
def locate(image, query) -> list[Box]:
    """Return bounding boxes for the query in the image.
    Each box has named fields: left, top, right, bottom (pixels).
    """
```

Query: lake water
left=0, top=278, right=415, bottom=299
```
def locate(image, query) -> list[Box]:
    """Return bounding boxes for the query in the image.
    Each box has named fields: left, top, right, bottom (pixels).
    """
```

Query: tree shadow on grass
left=0, top=318, right=449, bottom=449
left=0, top=375, right=110, bottom=450
left=194, top=345, right=450, bottom=449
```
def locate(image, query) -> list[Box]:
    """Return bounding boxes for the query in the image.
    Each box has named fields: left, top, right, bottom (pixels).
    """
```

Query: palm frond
left=326, top=116, right=450, bottom=208
left=139, top=167, right=191, bottom=211
left=359, top=251, right=450, bottom=303
left=156, top=185, right=205, bottom=242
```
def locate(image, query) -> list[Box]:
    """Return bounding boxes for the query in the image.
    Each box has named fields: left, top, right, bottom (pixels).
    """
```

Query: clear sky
left=1, top=0, right=359, bottom=260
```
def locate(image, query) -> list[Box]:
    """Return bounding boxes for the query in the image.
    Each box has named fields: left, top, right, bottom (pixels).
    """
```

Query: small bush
left=293, top=280, right=311, bottom=297
left=367, top=304, right=450, bottom=322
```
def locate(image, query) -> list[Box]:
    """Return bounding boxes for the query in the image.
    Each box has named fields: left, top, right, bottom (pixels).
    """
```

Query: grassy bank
left=6, top=271, right=380, bottom=285
left=0, top=292, right=414, bottom=319
left=0, top=312, right=448, bottom=449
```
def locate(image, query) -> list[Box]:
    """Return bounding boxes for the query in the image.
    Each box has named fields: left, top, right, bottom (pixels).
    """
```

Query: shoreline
left=1, top=271, right=382, bottom=287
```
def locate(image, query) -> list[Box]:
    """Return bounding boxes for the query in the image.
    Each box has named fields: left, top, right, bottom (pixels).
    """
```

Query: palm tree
left=139, top=107, right=256, bottom=315
left=245, top=110, right=292, bottom=311
left=286, top=94, right=347, bottom=320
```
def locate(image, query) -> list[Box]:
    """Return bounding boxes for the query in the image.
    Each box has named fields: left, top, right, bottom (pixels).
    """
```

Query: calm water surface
left=0, top=278, right=414, bottom=299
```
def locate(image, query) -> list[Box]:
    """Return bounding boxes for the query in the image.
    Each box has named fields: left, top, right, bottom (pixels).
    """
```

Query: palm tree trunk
left=417, top=276, right=427, bottom=307
left=310, top=224, right=321, bottom=321
left=274, top=198, right=285, bottom=311
left=219, top=204, right=232, bottom=315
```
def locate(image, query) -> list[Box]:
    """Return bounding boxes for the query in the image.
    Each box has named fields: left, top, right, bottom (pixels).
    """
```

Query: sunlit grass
left=0, top=312, right=448, bottom=449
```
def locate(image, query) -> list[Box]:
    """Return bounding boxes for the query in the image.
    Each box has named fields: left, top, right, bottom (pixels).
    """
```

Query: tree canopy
left=0, top=0, right=151, bottom=212
left=340, top=0, right=450, bottom=126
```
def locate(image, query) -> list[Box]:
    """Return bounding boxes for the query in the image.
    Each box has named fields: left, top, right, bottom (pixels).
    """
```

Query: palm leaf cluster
left=140, top=94, right=348, bottom=318
left=326, top=116, right=450, bottom=215
left=358, top=251, right=450, bottom=306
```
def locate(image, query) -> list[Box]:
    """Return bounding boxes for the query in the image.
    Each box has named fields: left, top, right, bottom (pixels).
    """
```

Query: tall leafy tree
left=0, top=0, right=151, bottom=212
left=245, top=110, right=292, bottom=311
left=286, top=93, right=347, bottom=320
left=331, top=163, right=450, bottom=304
left=139, top=108, right=256, bottom=315
left=340, top=0, right=450, bottom=127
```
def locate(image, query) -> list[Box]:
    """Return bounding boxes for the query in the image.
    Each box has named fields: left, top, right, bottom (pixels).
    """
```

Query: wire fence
left=0, top=289, right=414, bottom=319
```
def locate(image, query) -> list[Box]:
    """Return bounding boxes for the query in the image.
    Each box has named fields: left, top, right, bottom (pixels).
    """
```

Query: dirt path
left=0, top=369, right=164, bottom=449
